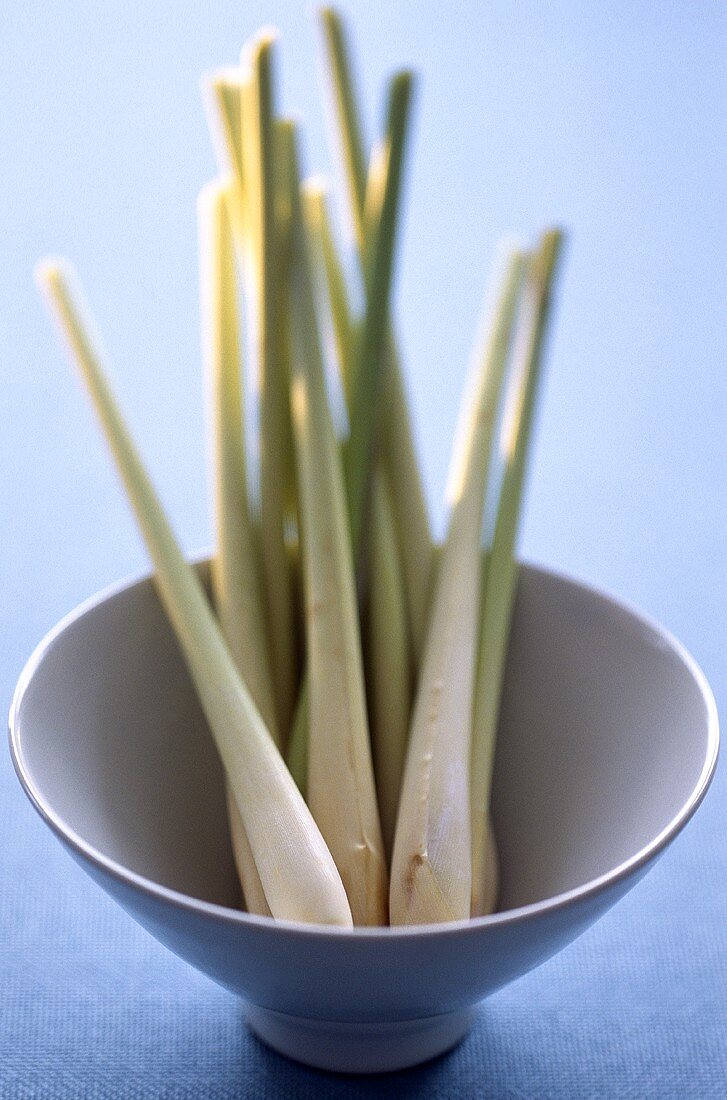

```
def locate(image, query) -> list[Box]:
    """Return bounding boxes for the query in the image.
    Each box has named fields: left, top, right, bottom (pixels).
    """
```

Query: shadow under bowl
left=9, top=560, right=718, bottom=1073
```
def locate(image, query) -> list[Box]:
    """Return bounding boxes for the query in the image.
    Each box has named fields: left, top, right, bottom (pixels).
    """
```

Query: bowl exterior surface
left=60, top=835, right=651, bottom=1072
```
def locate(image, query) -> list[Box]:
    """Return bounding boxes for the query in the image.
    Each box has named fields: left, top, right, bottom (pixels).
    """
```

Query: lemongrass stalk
left=390, top=249, right=525, bottom=925
left=273, top=119, right=299, bottom=541
left=303, top=182, right=411, bottom=861
left=281, top=187, right=347, bottom=797
left=319, top=9, right=368, bottom=223
left=224, top=791, right=269, bottom=916
left=319, top=7, right=434, bottom=662
left=384, top=341, right=433, bottom=663
left=284, top=533, right=308, bottom=799
left=204, top=70, right=244, bottom=181
left=344, top=70, right=413, bottom=562
left=36, top=259, right=352, bottom=927
left=286, top=680, right=309, bottom=798
left=203, top=68, right=263, bottom=523
left=199, top=179, right=278, bottom=917
left=284, top=125, right=388, bottom=925
left=205, top=79, right=297, bottom=550
left=240, top=33, right=298, bottom=738
left=284, top=74, right=414, bottom=818
left=203, top=71, right=247, bottom=248
left=201, top=181, right=279, bottom=745
left=303, top=182, right=354, bottom=398
left=470, top=229, right=565, bottom=917
left=366, top=466, right=411, bottom=860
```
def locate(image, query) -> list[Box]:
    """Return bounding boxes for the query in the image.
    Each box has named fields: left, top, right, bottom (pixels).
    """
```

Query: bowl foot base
left=245, top=1004, right=475, bottom=1073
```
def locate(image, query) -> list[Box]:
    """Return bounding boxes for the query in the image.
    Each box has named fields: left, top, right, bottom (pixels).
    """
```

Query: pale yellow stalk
left=366, top=466, right=411, bottom=861
left=285, top=70, right=414, bottom=827
left=343, top=71, right=414, bottom=564
left=318, top=7, right=434, bottom=665
left=390, top=249, right=525, bottom=925
left=470, top=230, right=565, bottom=917
left=240, top=33, right=298, bottom=738
left=303, top=183, right=354, bottom=397
left=224, top=797, right=269, bottom=917
left=272, top=119, right=300, bottom=548
left=199, top=179, right=277, bottom=917
left=204, top=78, right=298, bottom=562
left=303, top=181, right=411, bottom=861
left=36, top=259, right=352, bottom=928
left=204, top=70, right=244, bottom=181
left=286, top=682, right=309, bottom=798
left=285, top=126, right=388, bottom=925
left=203, top=71, right=247, bottom=248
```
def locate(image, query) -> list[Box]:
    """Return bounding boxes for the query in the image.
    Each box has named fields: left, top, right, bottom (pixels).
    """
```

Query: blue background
left=2, top=1, right=725, bottom=1096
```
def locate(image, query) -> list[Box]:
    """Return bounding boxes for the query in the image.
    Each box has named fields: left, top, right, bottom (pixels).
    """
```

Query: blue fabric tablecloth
left=1, top=1, right=725, bottom=1095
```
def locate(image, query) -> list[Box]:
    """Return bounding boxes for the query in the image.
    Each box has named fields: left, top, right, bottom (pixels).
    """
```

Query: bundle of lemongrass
left=36, top=8, right=564, bottom=927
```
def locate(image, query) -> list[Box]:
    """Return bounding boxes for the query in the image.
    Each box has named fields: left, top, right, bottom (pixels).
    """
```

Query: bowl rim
left=8, top=555, right=719, bottom=941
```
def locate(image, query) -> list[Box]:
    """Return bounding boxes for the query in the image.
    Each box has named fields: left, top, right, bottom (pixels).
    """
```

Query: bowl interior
left=11, top=562, right=715, bottom=915
left=13, top=564, right=239, bottom=909
left=494, top=567, right=713, bottom=908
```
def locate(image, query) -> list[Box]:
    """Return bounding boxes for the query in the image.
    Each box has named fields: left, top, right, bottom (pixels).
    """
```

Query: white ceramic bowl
left=9, top=560, right=718, bottom=1073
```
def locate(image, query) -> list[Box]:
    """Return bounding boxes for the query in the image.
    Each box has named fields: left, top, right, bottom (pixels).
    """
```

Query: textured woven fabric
left=2, top=1, right=726, bottom=1095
